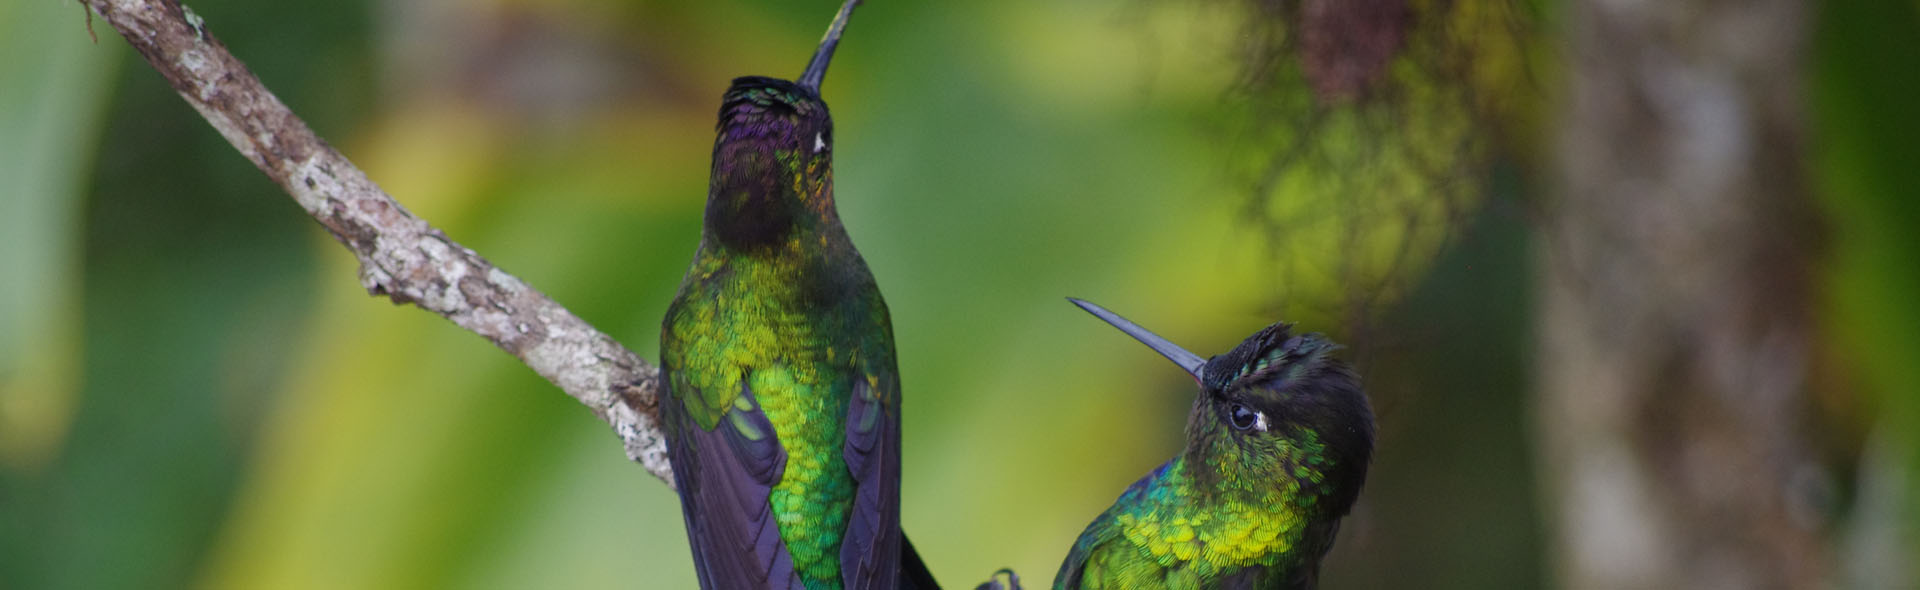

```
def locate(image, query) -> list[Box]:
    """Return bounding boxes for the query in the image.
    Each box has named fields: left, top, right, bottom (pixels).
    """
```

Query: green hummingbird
left=1051, top=299, right=1375, bottom=590
left=658, top=1, right=935, bottom=588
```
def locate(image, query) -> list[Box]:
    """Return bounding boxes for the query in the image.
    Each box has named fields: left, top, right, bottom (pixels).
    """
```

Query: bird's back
left=661, top=241, right=901, bottom=590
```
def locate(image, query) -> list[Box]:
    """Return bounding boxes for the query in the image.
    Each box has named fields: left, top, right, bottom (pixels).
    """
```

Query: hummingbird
left=1050, top=299, right=1375, bottom=590
left=658, top=1, right=936, bottom=588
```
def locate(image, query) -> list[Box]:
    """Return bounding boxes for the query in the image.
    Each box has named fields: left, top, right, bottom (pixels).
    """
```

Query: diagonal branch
left=77, top=0, right=674, bottom=484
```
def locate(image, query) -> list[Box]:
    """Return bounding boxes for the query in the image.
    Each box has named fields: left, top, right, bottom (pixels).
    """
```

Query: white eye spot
left=1254, top=411, right=1270, bottom=433
left=813, top=133, right=826, bottom=153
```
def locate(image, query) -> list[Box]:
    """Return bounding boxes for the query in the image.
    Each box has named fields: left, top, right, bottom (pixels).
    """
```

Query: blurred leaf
left=0, top=2, right=119, bottom=588
left=0, top=0, right=119, bottom=472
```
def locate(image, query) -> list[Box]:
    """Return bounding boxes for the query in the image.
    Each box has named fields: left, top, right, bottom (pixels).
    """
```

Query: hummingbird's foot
left=973, top=568, right=1022, bottom=590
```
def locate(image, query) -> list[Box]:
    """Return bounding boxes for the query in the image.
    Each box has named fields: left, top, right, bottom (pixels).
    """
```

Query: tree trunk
left=1537, top=0, right=1828, bottom=588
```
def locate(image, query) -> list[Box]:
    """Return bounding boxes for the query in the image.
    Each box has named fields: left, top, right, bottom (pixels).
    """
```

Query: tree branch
left=77, top=0, right=674, bottom=484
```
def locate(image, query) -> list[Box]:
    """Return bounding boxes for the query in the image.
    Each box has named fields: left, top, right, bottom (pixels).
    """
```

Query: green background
left=2, top=0, right=1914, bottom=588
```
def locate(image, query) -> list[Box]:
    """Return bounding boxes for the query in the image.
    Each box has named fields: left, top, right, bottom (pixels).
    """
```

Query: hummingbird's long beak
left=1067, top=298, right=1207, bottom=380
left=797, top=0, right=862, bottom=93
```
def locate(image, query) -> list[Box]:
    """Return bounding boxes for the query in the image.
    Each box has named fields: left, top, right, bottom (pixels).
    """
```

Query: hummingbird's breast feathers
left=1061, top=457, right=1319, bottom=589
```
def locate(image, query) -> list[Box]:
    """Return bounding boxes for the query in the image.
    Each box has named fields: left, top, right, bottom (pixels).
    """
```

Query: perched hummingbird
left=1051, top=299, right=1374, bottom=590
left=658, top=1, right=935, bottom=588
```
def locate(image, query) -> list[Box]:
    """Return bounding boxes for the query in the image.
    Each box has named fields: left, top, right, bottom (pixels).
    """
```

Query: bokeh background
left=1, top=0, right=1915, bottom=588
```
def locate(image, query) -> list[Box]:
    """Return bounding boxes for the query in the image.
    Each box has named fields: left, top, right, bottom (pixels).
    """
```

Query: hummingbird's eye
left=1228, top=402, right=1265, bottom=432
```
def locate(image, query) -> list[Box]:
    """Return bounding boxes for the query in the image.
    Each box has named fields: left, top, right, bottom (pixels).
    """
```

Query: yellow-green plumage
left=1064, top=433, right=1330, bottom=589
left=663, top=239, right=895, bottom=585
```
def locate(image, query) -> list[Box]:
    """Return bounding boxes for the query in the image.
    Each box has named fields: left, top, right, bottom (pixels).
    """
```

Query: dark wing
left=665, top=376, right=805, bottom=590
left=898, top=534, right=941, bottom=590
left=839, top=374, right=905, bottom=590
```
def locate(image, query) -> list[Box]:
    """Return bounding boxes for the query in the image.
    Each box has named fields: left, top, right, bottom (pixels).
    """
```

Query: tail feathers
left=898, top=534, right=941, bottom=590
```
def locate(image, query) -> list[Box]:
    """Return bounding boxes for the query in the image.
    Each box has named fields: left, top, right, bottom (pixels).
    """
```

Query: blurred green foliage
left=0, top=0, right=1912, bottom=588
left=1814, top=0, right=1920, bottom=558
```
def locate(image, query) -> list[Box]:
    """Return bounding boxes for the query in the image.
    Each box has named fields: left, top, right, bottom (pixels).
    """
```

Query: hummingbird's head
left=705, top=0, right=860, bottom=252
left=707, top=77, right=834, bottom=250
left=1190, top=324, right=1374, bottom=517
left=1069, top=299, right=1375, bottom=518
